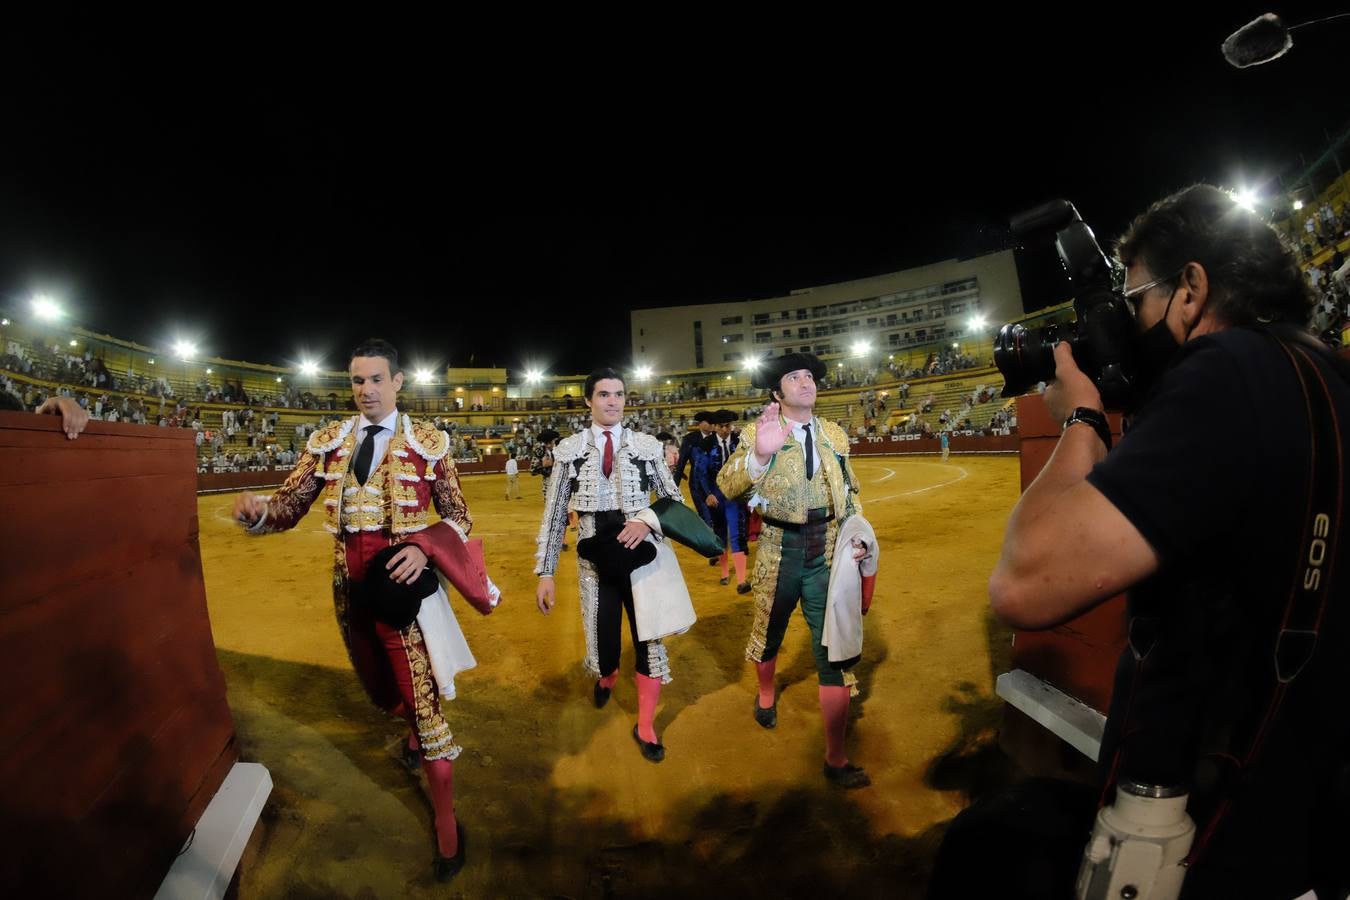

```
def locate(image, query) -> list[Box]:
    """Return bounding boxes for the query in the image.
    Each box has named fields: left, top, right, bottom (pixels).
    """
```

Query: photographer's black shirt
left=1086, top=327, right=1350, bottom=897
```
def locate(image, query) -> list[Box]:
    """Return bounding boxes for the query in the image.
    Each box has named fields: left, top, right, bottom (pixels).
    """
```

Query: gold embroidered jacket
left=256, top=414, right=472, bottom=537
left=716, top=417, right=861, bottom=523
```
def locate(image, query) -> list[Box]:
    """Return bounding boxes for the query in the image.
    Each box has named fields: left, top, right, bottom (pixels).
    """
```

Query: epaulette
left=552, top=431, right=586, bottom=462
left=628, top=431, right=663, bottom=459
left=307, top=417, right=355, bottom=454
left=818, top=419, right=851, bottom=455
left=405, top=416, right=449, bottom=462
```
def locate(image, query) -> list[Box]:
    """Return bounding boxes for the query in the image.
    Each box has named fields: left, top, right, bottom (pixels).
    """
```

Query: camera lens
left=993, top=322, right=1073, bottom=398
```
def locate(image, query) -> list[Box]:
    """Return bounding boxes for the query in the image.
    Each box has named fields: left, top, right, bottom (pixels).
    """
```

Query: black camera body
left=994, top=201, right=1141, bottom=410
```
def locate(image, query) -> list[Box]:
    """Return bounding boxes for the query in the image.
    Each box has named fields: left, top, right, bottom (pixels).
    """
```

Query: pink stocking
left=421, top=756, right=459, bottom=857
left=635, top=672, right=662, bottom=743
left=732, top=551, right=747, bottom=584
left=755, top=659, right=776, bottom=709
left=819, top=685, right=851, bottom=767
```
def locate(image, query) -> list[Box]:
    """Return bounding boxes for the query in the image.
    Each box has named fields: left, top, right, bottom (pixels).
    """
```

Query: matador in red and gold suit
left=239, top=375, right=497, bottom=880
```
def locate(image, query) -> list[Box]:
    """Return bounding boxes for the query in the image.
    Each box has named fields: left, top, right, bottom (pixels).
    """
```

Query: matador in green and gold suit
left=717, top=351, right=870, bottom=788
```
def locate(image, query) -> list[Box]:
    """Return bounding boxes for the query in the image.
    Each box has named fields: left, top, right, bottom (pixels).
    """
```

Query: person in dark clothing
left=673, top=411, right=716, bottom=535
left=672, top=411, right=714, bottom=488
left=934, top=185, right=1349, bottom=899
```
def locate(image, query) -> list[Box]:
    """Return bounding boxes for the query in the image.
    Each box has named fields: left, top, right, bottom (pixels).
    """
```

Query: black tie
left=803, top=424, right=814, bottom=480
left=354, top=424, right=381, bottom=486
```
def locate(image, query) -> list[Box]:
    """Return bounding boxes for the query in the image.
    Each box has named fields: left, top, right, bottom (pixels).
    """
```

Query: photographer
left=933, top=186, right=1350, bottom=899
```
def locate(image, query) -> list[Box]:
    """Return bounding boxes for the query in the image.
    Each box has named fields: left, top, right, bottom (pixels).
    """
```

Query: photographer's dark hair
left=350, top=338, right=402, bottom=375
left=1115, top=184, right=1312, bottom=328
left=584, top=367, right=625, bottom=399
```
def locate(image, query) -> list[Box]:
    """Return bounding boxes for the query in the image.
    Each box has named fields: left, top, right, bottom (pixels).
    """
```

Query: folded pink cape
left=404, top=523, right=494, bottom=615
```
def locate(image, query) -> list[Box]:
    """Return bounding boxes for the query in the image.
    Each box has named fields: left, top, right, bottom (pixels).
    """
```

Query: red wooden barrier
left=0, top=411, right=237, bottom=897
left=1000, top=395, right=1127, bottom=777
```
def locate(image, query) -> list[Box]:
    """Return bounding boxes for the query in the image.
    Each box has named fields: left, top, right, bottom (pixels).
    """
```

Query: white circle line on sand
left=871, top=467, right=896, bottom=483
left=211, top=506, right=248, bottom=526
left=866, top=465, right=969, bottom=503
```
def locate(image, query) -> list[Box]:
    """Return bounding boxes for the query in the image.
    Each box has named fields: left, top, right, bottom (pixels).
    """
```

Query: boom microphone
left=1222, top=11, right=1350, bottom=68
left=1221, top=13, right=1292, bottom=68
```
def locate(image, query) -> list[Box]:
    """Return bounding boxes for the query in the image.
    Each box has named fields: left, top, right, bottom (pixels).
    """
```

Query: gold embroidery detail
left=737, top=418, right=857, bottom=662
left=308, top=417, right=354, bottom=454
left=745, top=526, right=784, bottom=662
left=321, top=431, right=357, bottom=534
left=402, top=622, right=460, bottom=760
left=408, top=417, right=449, bottom=460
left=718, top=418, right=856, bottom=524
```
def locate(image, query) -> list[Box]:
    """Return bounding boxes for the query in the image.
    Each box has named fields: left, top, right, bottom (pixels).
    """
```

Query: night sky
left=3, top=6, right=1347, bottom=375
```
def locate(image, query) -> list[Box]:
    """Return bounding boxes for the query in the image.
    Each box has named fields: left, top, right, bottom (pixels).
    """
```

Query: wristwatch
left=1063, top=407, right=1112, bottom=450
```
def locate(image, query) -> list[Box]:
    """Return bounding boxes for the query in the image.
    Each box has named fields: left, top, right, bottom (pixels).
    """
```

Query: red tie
left=602, top=429, right=614, bottom=478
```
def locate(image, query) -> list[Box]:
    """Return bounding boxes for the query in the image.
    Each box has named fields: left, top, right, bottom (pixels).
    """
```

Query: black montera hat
left=357, top=543, right=439, bottom=629
left=577, top=521, right=657, bottom=581
left=751, top=352, right=827, bottom=391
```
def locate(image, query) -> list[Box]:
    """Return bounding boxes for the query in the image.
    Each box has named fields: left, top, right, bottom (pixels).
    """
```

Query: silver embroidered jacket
left=534, top=427, right=679, bottom=576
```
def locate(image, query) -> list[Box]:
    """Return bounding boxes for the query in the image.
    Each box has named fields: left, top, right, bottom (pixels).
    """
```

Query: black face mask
left=1131, top=293, right=1183, bottom=404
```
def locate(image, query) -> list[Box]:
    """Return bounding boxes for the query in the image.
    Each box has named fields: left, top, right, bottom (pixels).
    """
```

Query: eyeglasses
left=1122, top=269, right=1185, bottom=299
left=1122, top=268, right=1186, bottom=315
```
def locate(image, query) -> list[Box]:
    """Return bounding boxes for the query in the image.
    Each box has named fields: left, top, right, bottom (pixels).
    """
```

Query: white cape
left=823, top=514, right=879, bottom=662
left=630, top=536, right=697, bottom=643
left=415, top=578, right=479, bottom=699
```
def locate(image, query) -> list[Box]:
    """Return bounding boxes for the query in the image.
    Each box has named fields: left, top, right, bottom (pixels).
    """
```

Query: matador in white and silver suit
left=534, top=367, right=687, bottom=762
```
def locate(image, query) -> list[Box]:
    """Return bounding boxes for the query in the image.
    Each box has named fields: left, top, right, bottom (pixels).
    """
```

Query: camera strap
left=1183, top=332, right=1345, bottom=865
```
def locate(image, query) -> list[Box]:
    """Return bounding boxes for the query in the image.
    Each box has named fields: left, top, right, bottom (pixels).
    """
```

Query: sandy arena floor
left=199, top=454, right=1021, bottom=899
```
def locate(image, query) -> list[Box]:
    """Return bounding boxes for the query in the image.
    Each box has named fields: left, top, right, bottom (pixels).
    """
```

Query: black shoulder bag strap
left=1185, top=332, right=1346, bottom=864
